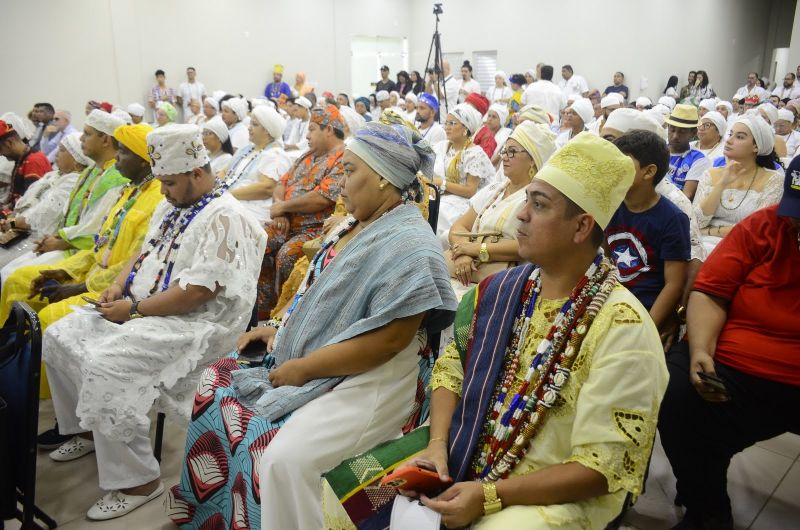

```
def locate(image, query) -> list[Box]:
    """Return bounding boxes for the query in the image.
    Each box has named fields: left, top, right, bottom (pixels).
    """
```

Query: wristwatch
left=482, top=481, right=502, bottom=515
left=479, top=242, right=490, bottom=263
left=676, top=305, right=687, bottom=324
left=129, top=300, right=144, bottom=320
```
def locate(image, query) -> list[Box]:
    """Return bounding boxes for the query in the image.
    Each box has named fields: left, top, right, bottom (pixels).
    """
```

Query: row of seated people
left=0, top=98, right=796, bottom=529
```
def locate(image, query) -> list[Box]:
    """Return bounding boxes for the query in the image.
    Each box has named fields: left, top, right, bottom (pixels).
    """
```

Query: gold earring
left=528, top=165, right=537, bottom=180
left=379, top=182, right=387, bottom=190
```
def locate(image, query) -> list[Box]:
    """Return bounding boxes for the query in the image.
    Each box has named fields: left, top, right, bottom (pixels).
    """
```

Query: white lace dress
left=692, top=168, right=783, bottom=255
left=42, top=192, right=267, bottom=442
left=226, top=143, right=292, bottom=226
left=433, top=141, right=495, bottom=247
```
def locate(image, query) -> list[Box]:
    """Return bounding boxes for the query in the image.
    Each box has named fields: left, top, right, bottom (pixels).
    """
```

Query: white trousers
left=47, top=361, right=161, bottom=490
left=259, top=335, right=422, bottom=530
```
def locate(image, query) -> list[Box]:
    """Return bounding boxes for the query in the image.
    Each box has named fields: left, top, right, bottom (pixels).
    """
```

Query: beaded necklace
left=122, top=181, right=226, bottom=298
left=93, top=175, right=155, bottom=259
left=222, top=145, right=264, bottom=188
left=472, top=251, right=619, bottom=481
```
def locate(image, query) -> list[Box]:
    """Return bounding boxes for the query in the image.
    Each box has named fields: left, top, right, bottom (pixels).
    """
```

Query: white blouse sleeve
left=23, top=172, right=80, bottom=234
left=258, top=150, right=293, bottom=182
left=691, top=170, right=715, bottom=228
left=463, top=146, right=496, bottom=185
left=757, top=171, right=784, bottom=210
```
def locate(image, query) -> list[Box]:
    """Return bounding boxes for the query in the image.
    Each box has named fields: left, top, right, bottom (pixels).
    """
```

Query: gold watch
left=676, top=305, right=687, bottom=324
left=482, top=481, right=502, bottom=515
left=129, top=300, right=144, bottom=320
left=478, top=242, right=490, bottom=263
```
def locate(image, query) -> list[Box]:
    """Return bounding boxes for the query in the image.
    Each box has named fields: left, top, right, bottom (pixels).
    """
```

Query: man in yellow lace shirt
left=0, top=123, right=163, bottom=330
left=403, top=132, right=669, bottom=529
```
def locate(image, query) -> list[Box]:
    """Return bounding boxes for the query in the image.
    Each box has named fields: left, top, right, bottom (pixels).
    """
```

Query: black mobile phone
left=238, top=341, right=267, bottom=365
left=81, top=295, right=102, bottom=307
left=697, top=372, right=729, bottom=395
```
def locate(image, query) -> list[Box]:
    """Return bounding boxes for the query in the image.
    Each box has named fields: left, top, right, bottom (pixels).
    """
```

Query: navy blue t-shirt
left=605, top=197, right=691, bottom=310
left=604, top=84, right=629, bottom=99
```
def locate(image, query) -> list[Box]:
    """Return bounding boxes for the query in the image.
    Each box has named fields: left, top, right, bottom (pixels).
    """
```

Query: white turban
left=570, top=98, right=595, bottom=126
left=644, top=108, right=667, bottom=127
left=295, top=96, right=312, bottom=110
left=126, top=103, right=145, bottom=117
left=699, top=98, right=718, bottom=113
left=203, top=97, right=219, bottom=113
left=405, top=93, right=418, bottom=105
left=734, top=115, right=775, bottom=155
left=757, top=103, right=778, bottom=125
left=716, top=101, right=733, bottom=115
left=338, top=105, right=366, bottom=136
left=202, top=116, right=229, bottom=143
left=60, top=131, right=92, bottom=166
left=635, top=96, right=652, bottom=108
left=0, top=112, right=31, bottom=140
left=566, top=93, right=581, bottom=105
left=86, top=109, right=125, bottom=136
left=777, top=108, right=795, bottom=123
left=650, top=104, right=671, bottom=117
left=601, top=95, right=620, bottom=109
left=701, top=111, right=728, bottom=139
left=488, top=103, right=509, bottom=128
left=376, top=91, right=390, bottom=102
left=658, top=96, right=676, bottom=110
left=251, top=105, right=287, bottom=141
left=251, top=98, right=272, bottom=109
left=509, top=121, right=557, bottom=171
left=494, top=70, right=507, bottom=84
left=212, top=90, right=226, bottom=102
left=112, top=109, right=133, bottom=125
left=449, top=103, right=482, bottom=135
left=606, top=92, right=625, bottom=105
left=603, top=108, right=649, bottom=135
left=222, top=97, right=248, bottom=121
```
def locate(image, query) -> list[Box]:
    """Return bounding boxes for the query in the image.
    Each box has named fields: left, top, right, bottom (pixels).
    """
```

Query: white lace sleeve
left=757, top=171, right=784, bottom=209
left=692, top=170, right=715, bottom=228
left=24, top=172, right=79, bottom=234
left=463, top=146, right=495, bottom=185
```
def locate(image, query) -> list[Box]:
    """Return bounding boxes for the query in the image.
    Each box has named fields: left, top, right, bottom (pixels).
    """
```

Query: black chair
left=0, top=302, right=57, bottom=529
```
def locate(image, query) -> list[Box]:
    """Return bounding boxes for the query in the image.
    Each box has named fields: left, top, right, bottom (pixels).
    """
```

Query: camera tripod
left=424, top=3, right=447, bottom=120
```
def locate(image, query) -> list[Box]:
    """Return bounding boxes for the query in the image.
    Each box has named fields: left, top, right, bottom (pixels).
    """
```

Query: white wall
left=0, top=0, right=791, bottom=131
left=408, top=0, right=776, bottom=102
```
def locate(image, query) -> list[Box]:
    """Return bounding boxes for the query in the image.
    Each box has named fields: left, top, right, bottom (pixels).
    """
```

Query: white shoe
left=48, top=436, right=95, bottom=462
left=86, top=482, right=165, bottom=521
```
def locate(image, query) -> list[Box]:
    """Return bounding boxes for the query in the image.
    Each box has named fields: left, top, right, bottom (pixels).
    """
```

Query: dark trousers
left=658, top=340, right=800, bottom=519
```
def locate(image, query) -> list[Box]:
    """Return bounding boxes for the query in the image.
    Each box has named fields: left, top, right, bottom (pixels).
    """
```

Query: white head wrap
left=405, top=93, right=418, bottom=105
left=716, top=101, right=733, bottom=115
left=603, top=108, right=645, bottom=135
left=222, top=97, right=248, bottom=121
left=126, top=103, right=145, bottom=117
left=251, top=98, right=272, bottom=109
left=566, top=93, right=581, bottom=105
left=650, top=104, right=671, bottom=117
left=146, top=124, right=210, bottom=176
left=606, top=92, right=625, bottom=105
left=295, top=96, right=312, bottom=110
left=570, top=98, right=595, bottom=126
left=203, top=97, right=219, bottom=113
left=251, top=106, right=287, bottom=141
left=112, top=109, right=133, bottom=125
left=339, top=105, right=366, bottom=136
left=635, top=96, right=652, bottom=108
left=202, top=116, right=229, bottom=143
left=449, top=103, right=482, bottom=135
left=734, top=115, right=775, bottom=155
left=699, top=98, right=718, bottom=113
left=212, top=90, right=226, bottom=102
left=601, top=95, right=621, bottom=109
left=0, top=112, right=31, bottom=140
left=658, top=96, right=676, bottom=110
left=700, top=111, right=727, bottom=139
left=488, top=103, right=509, bottom=128
left=757, top=103, right=778, bottom=125
left=86, top=109, right=125, bottom=136
left=509, top=121, right=557, bottom=171
left=644, top=108, right=667, bottom=127
left=60, top=131, right=92, bottom=167
left=376, top=91, right=390, bottom=102
left=494, top=70, right=507, bottom=84
left=777, top=108, right=795, bottom=123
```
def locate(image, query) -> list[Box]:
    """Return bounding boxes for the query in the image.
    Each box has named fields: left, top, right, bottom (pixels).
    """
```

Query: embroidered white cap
left=86, top=109, right=125, bottom=136
left=146, top=124, right=210, bottom=176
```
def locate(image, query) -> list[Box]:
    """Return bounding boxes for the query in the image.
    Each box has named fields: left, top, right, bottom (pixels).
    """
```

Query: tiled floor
left=5, top=401, right=800, bottom=529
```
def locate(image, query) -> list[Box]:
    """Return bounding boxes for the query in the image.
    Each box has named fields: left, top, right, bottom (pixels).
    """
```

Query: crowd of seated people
left=0, top=59, right=797, bottom=530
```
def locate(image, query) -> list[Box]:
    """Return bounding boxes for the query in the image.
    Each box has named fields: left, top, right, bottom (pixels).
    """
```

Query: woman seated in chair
left=447, top=121, right=556, bottom=299
left=167, top=122, right=457, bottom=530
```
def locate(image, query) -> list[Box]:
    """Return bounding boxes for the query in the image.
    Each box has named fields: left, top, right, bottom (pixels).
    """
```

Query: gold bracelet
left=428, top=436, right=447, bottom=445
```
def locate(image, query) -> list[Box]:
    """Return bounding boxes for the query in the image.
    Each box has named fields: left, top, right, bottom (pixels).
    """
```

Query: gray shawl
left=232, top=204, right=457, bottom=420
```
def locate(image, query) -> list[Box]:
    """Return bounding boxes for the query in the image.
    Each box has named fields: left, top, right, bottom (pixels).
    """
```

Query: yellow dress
left=0, top=180, right=163, bottom=396
left=428, top=285, right=668, bottom=530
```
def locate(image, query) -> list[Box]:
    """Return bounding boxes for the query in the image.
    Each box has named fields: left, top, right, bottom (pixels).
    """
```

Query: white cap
left=60, top=131, right=93, bottom=166
left=222, top=97, right=248, bottom=121
left=127, top=103, right=146, bottom=117
left=376, top=91, right=390, bottom=102
left=295, top=96, right=312, bottom=110
left=0, top=112, right=31, bottom=140
left=86, top=109, right=125, bottom=136
left=699, top=98, right=718, bottom=113
left=657, top=96, right=676, bottom=110
left=777, top=108, right=795, bottom=123
left=570, top=98, right=595, bottom=126
left=112, top=109, right=133, bottom=125
left=600, top=95, right=620, bottom=109
left=202, top=116, right=229, bottom=143
left=146, top=124, right=210, bottom=176
left=635, top=96, right=652, bottom=108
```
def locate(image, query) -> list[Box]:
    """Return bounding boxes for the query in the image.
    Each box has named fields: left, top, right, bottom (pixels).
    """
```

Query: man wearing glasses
left=40, top=110, right=76, bottom=164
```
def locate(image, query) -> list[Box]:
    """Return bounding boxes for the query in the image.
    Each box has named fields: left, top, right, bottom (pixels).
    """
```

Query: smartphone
left=380, top=464, right=451, bottom=494
left=81, top=295, right=102, bottom=307
left=238, top=341, right=267, bottom=366
left=697, top=371, right=729, bottom=396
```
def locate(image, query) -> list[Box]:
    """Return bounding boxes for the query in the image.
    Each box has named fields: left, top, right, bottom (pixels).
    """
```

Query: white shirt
left=419, top=122, right=447, bottom=145
left=458, top=78, right=481, bottom=103
left=780, top=130, right=800, bottom=157
left=436, top=75, right=461, bottom=123
left=229, top=121, right=250, bottom=152
left=487, top=86, right=513, bottom=105
left=559, top=75, right=589, bottom=98
left=522, top=80, right=566, bottom=121
left=771, top=85, right=800, bottom=100
left=735, top=85, right=769, bottom=101
left=178, top=81, right=206, bottom=121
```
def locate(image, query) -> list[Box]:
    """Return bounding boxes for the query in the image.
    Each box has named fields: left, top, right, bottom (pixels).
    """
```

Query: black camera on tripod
left=433, top=3, right=443, bottom=15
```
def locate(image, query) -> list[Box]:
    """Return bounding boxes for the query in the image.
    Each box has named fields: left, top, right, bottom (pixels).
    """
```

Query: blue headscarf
left=418, top=92, right=440, bottom=113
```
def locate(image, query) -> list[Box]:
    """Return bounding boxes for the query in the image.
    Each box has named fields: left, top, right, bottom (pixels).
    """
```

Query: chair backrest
left=427, top=184, right=441, bottom=234
left=0, top=302, right=43, bottom=522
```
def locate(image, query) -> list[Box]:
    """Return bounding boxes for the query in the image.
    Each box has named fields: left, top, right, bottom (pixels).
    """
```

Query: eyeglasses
left=444, top=120, right=460, bottom=127
left=698, top=123, right=716, bottom=130
left=500, top=147, right=526, bottom=159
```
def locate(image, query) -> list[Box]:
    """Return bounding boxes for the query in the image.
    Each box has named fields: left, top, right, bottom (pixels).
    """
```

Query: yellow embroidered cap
left=145, top=124, right=210, bottom=176
left=113, top=123, right=154, bottom=163
left=533, top=131, right=634, bottom=229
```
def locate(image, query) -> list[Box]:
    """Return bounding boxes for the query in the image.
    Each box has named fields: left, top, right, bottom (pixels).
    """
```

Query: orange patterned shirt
left=280, top=145, right=344, bottom=230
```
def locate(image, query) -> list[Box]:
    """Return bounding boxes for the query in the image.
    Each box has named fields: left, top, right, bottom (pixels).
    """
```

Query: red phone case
left=381, top=466, right=449, bottom=493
